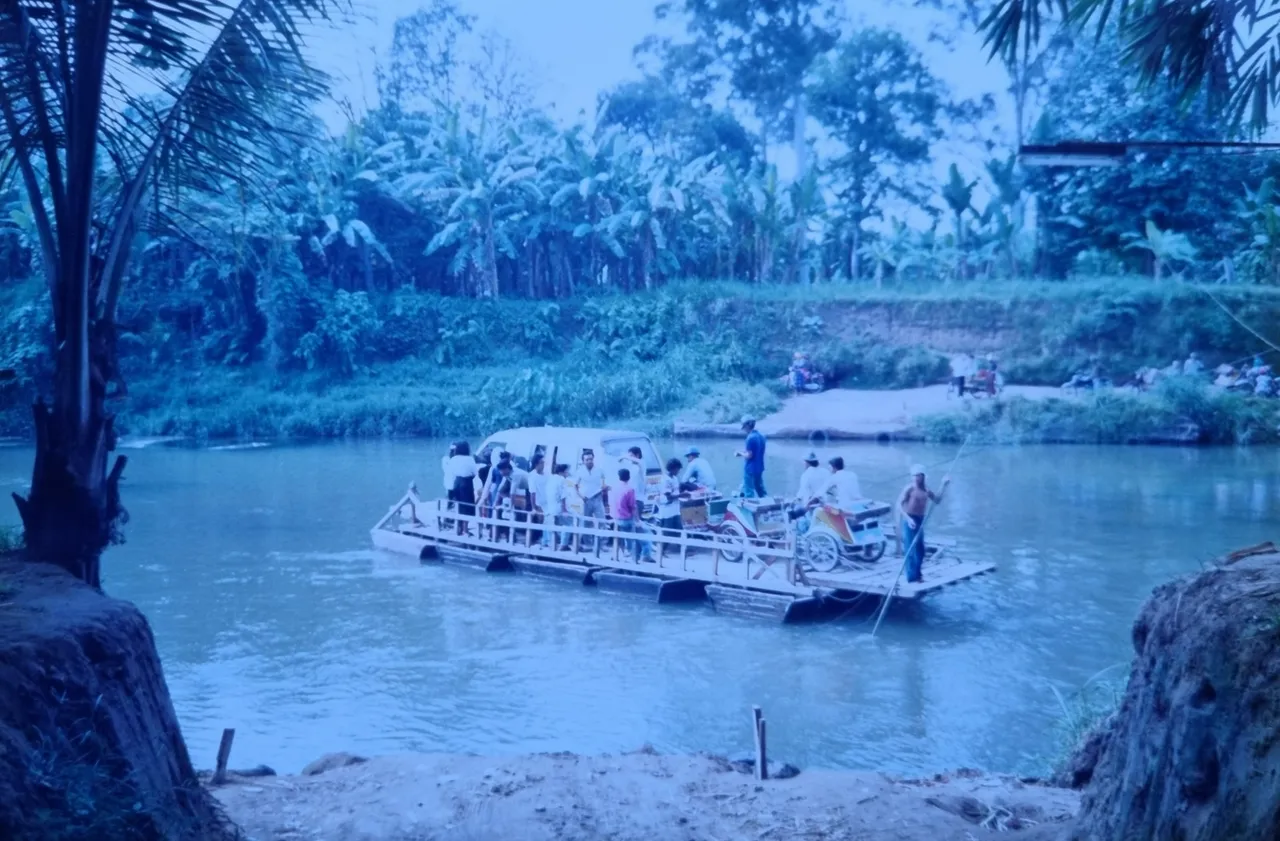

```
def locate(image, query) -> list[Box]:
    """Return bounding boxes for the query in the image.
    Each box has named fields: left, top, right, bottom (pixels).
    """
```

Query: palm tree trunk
left=14, top=6, right=126, bottom=589
left=850, top=226, right=861, bottom=282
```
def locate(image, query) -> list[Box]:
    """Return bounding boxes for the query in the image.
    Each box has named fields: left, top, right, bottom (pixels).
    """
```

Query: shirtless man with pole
left=898, top=464, right=949, bottom=583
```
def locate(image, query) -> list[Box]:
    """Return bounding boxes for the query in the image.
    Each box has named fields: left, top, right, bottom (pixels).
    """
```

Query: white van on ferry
left=476, top=427, right=664, bottom=511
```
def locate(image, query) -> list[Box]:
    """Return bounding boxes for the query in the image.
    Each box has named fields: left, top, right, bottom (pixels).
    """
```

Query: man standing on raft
left=898, top=465, right=949, bottom=583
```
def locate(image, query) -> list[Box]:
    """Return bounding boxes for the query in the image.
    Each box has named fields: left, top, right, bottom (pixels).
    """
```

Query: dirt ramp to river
left=1069, top=545, right=1280, bottom=841
left=0, top=557, right=233, bottom=841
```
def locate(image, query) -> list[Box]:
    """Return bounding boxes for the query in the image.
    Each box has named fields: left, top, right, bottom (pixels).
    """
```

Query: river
left=1, top=439, right=1276, bottom=777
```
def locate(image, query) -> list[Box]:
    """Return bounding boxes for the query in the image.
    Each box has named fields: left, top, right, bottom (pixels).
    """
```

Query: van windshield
left=602, top=437, right=661, bottom=474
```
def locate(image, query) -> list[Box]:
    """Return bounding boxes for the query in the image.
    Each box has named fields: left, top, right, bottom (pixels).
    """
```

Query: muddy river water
left=1, top=439, right=1275, bottom=776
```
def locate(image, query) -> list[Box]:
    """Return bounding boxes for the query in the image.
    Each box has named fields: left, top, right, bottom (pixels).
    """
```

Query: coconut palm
left=980, top=0, right=1280, bottom=131
left=0, top=0, right=347, bottom=585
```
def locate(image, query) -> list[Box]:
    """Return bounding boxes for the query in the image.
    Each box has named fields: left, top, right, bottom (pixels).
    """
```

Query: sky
left=310, top=0, right=1023, bottom=222
left=317, top=0, right=1016, bottom=137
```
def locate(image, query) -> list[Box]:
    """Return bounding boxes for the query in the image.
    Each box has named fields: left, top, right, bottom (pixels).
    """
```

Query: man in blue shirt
left=736, top=415, right=767, bottom=498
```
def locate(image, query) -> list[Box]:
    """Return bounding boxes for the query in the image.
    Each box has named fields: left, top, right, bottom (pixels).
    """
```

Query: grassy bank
left=3, top=278, right=1279, bottom=442
left=915, top=380, right=1280, bottom=445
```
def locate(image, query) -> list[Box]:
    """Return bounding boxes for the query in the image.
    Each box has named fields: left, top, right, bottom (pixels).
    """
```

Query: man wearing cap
left=898, top=464, right=950, bottom=583
left=735, top=415, right=767, bottom=498
left=794, top=451, right=828, bottom=508
left=680, top=446, right=717, bottom=492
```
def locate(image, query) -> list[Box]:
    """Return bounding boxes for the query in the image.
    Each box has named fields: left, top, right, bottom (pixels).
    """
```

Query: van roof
left=482, top=426, right=651, bottom=441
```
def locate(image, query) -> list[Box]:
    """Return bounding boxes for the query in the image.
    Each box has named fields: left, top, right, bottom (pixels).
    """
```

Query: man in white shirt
left=529, top=453, right=549, bottom=546
left=794, top=451, right=829, bottom=506
left=547, top=462, right=574, bottom=551
left=658, top=458, right=683, bottom=535
left=824, top=456, right=863, bottom=511
left=573, top=449, right=609, bottom=550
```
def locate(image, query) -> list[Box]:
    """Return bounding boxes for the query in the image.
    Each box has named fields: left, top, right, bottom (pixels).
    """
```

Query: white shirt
left=617, top=455, right=643, bottom=481
left=657, top=474, right=681, bottom=519
left=546, top=475, right=571, bottom=514
left=445, top=455, right=477, bottom=484
left=529, top=469, right=548, bottom=510
left=573, top=463, right=606, bottom=500
left=796, top=465, right=829, bottom=503
left=825, top=470, right=863, bottom=510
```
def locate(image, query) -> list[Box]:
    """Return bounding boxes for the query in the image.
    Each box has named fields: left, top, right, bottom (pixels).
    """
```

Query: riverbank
left=212, top=751, right=1079, bottom=841
left=675, top=382, right=1280, bottom=445
left=675, top=384, right=1065, bottom=440
left=4, top=279, right=1279, bottom=444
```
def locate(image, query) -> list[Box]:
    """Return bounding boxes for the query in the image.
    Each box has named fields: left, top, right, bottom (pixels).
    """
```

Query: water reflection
left=0, top=440, right=1274, bottom=776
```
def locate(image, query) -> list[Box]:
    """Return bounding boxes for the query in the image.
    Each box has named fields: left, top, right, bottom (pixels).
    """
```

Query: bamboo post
left=758, top=718, right=769, bottom=781
left=751, top=706, right=764, bottom=780
left=212, top=728, right=235, bottom=784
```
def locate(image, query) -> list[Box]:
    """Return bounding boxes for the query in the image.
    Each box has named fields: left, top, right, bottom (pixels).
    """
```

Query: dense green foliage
left=4, top=1, right=1280, bottom=444
left=3, top=278, right=1277, bottom=441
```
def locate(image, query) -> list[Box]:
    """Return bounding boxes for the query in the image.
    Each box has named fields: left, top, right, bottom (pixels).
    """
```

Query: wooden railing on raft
left=374, top=487, right=803, bottom=587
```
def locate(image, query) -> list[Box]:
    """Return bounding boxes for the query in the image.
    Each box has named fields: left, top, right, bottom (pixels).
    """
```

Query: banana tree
left=1238, top=177, right=1280, bottom=284
left=400, top=112, right=542, bottom=298
left=0, top=0, right=346, bottom=586
left=1124, top=220, right=1197, bottom=281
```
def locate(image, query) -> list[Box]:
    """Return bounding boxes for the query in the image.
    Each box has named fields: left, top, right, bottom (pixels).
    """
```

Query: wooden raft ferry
left=371, top=486, right=996, bottom=623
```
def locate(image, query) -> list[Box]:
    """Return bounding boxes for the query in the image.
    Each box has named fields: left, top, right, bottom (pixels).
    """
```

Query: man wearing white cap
left=898, top=464, right=949, bottom=583
left=794, top=451, right=828, bottom=507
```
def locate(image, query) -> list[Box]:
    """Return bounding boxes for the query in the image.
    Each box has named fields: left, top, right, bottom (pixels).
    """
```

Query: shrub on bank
left=914, top=383, right=1280, bottom=445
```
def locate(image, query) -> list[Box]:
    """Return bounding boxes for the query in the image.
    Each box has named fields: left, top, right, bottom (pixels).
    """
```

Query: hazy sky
left=320, top=0, right=1014, bottom=137
left=313, top=0, right=1020, bottom=219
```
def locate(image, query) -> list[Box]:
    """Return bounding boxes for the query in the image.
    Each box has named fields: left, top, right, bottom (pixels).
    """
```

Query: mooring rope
left=1184, top=280, right=1280, bottom=356
left=870, top=432, right=974, bottom=638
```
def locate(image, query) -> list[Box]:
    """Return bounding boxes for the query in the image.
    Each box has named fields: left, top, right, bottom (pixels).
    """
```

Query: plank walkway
left=371, top=491, right=997, bottom=620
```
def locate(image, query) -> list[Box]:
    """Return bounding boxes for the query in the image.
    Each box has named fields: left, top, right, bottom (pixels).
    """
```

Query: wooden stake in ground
left=213, top=728, right=236, bottom=785
left=752, top=706, right=768, bottom=780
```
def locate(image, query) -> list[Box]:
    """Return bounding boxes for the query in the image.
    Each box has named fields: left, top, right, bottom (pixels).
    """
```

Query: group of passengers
left=438, top=418, right=948, bottom=582
left=440, top=441, right=712, bottom=562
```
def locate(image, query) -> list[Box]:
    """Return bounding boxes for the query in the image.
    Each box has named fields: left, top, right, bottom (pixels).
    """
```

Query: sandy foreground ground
left=214, top=752, right=1079, bottom=841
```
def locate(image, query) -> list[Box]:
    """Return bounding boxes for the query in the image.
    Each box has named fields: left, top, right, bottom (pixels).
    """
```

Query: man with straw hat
left=898, top=464, right=949, bottom=583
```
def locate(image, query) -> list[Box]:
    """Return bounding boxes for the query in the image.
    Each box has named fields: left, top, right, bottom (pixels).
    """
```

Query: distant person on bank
left=899, top=465, right=949, bottom=584
left=736, top=415, right=767, bottom=498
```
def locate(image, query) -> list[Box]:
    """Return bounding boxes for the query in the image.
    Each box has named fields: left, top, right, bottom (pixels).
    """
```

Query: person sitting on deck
left=823, top=456, right=863, bottom=511
left=898, top=465, right=950, bottom=585
left=679, top=446, right=717, bottom=492
left=789, top=451, right=829, bottom=533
